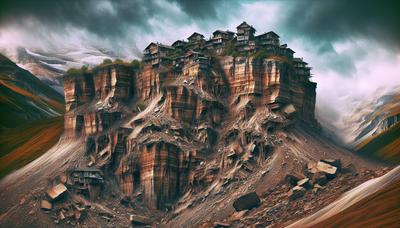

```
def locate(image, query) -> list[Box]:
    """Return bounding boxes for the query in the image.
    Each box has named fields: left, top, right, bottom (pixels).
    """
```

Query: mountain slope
left=342, top=88, right=400, bottom=164
left=343, top=88, right=400, bottom=145
left=0, top=53, right=64, bottom=129
left=356, top=122, right=400, bottom=164
left=0, top=54, right=65, bottom=178
left=2, top=47, right=120, bottom=94
left=0, top=116, right=64, bottom=178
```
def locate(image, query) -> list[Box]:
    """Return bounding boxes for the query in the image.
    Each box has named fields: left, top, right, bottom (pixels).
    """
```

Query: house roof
left=187, top=32, right=205, bottom=40
left=266, top=31, right=280, bottom=38
left=184, top=50, right=203, bottom=58
left=285, top=48, right=295, bottom=54
left=144, top=42, right=174, bottom=51
left=72, top=167, right=103, bottom=173
left=213, top=30, right=235, bottom=36
left=144, top=42, right=157, bottom=51
left=171, top=40, right=187, bottom=47
left=158, top=43, right=174, bottom=50
left=236, top=22, right=256, bottom=32
left=257, top=31, right=280, bottom=39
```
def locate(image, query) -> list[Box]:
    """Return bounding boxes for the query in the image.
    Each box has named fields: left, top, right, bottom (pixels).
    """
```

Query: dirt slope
left=163, top=125, right=382, bottom=227
left=288, top=165, right=400, bottom=228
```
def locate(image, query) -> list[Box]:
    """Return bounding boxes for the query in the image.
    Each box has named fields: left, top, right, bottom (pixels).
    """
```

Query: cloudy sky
left=1, top=0, right=400, bottom=132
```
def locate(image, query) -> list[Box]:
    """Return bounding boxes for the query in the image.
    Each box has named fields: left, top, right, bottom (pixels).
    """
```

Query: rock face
left=63, top=23, right=318, bottom=210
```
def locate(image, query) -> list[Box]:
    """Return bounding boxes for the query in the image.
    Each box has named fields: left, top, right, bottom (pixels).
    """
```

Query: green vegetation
left=65, top=65, right=89, bottom=76
left=102, top=58, right=113, bottom=65
left=136, top=99, right=146, bottom=111
left=131, top=59, right=142, bottom=70
left=114, top=58, right=124, bottom=64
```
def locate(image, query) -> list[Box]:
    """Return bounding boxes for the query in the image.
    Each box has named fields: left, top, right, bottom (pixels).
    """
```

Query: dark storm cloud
left=282, top=0, right=400, bottom=51
left=0, top=0, right=227, bottom=39
left=0, top=0, right=152, bottom=38
left=170, top=0, right=223, bottom=18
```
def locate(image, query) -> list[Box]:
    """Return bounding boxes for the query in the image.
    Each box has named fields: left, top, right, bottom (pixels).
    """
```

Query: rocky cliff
left=1, top=24, right=387, bottom=228
left=62, top=29, right=318, bottom=211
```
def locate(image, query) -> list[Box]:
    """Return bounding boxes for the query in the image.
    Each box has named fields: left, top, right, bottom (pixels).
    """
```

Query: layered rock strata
left=63, top=24, right=318, bottom=210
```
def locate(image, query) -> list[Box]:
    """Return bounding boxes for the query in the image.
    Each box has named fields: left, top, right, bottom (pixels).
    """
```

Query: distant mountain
left=0, top=53, right=64, bottom=129
left=0, top=54, right=66, bottom=177
left=343, top=88, right=400, bottom=164
left=2, top=47, right=120, bottom=94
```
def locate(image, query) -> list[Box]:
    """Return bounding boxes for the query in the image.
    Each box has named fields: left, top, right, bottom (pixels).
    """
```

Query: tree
left=102, top=59, right=112, bottom=65
left=131, top=59, right=141, bottom=70
left=114, top=59, right=124, bottom=64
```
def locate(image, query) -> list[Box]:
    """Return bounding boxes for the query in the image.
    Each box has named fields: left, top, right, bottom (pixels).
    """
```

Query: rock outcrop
left=63, top=22, right=318, bottom=210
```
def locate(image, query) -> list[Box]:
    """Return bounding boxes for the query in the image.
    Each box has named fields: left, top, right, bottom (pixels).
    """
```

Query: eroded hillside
left=0, top=22, right=386, bottom=228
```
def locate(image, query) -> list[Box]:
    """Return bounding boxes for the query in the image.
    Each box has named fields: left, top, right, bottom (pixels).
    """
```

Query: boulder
left=320, top=159, right=342, bottom=171
left=297, top=178, right=312, bottom=189
left=120, top=195, right=131, bottom=206
left=317, top=161, right=337, bottom=179
left=130, top=214, right=152, bottom=225
left=283, top=104, right=296, bottom=117
left=311, top=172, right=328, bottom=186
left=213, top=221, right=231, bottom=227
left=285, top=174, right=303, bottom=186
left=307, top=161, right=318, bottom=174
left=288, top=186, right=306, bottom=200
left=312, top=184, right=324, bottom=193
left=47, top=184, right=67, bottom=201
left=233, top=192, right=261, bottom=211
left=41, top=200, right=52, bottom=211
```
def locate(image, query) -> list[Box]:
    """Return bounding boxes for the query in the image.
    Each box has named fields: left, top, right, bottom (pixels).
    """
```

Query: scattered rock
left=307, top=161, right=318, bottom=174
left=304, top=203, right=313, bottom=211
left=320, top=159, right=341, bottom=171
left=297, top=178, right=312, bottom=189
left=316, top=161, right=337, bottom=179
left=285, top=174, right=300, bottom=186
left=41, top=200, right=52, bottom=211
left=59, top=211, right=65, bottom=221
left=120, top=195, right=131, bottom=206
left=19, top=196, right=26, bottom=205
left=311, top=172, right=328, bottom=186
left=46, top=184, right=67, bottom=201
left=130, top=214, right=152, bottom=225
left=288, top=186, right=306, bottom=200
left=283, top=104, right=296, bottom=117
left=233, top=192, right=261, bottom=211
left=214, top=221, right=231, bottom=227
left=230, top=210, right=248, bottom=221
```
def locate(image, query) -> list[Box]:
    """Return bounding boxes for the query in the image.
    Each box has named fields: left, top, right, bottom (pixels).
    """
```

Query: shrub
left=136, top=99, right=146, bottom=111
left=102, top=59, right=112, bottom=65
left=65, top=66, right=88, bottom=77
left=114, top=59, right=124, bottom=64
left=131, top=59, right=141, bottom=70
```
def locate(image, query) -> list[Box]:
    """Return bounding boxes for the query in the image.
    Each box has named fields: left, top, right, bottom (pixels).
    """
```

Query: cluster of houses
left=143, top=21, right=306, bottom=73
